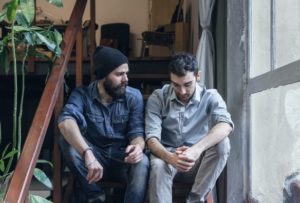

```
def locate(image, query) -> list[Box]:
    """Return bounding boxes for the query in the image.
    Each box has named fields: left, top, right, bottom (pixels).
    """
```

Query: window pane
left=250, top=0, right=271, bottom=78
left=275, top=0, right=300, bottom=68
left=250, top=82, right=300, bottom=202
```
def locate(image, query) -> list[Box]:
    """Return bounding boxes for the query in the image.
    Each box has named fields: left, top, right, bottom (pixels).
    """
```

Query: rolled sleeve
left=209, top=90, right=234, bottom=129
left=126, top=89, right=145, bottom=141
left=145, top=90, right=163, bottom=141
left=58, top=88, right=87, bottom=134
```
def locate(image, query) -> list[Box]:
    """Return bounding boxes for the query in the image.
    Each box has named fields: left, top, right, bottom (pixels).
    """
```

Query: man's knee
left=151, top=156, right=166, bottom=169
left=132, top=154, right=150, bottom=173
left=215, top=137, right=231, bottom=159
left=150, top=155, right=173, bottom=176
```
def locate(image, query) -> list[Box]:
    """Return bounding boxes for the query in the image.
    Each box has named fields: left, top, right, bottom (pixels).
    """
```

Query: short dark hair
left=168, top=53, right=198, bottom=76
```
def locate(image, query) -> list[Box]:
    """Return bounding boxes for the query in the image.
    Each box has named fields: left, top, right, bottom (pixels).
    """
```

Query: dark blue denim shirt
left=58, top=81, right=144, bottom=148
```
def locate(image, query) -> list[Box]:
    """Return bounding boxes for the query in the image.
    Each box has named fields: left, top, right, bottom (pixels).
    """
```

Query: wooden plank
left=89, top=0, right=96, bottom=81
left=76, top=26, right=83, bottom=86
left=52, top=86, right=63, bottom=203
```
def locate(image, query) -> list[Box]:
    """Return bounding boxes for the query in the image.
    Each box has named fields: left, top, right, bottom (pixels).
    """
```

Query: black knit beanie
left=93, top=46, right=128, bottom=79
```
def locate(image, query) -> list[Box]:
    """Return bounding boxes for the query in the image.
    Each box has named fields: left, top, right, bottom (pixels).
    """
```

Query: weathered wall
left=251, top=83, right=300, bottom=202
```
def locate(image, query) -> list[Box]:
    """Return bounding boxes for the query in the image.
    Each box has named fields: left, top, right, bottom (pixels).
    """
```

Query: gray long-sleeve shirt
left=145, top=84, right=233, bottom=151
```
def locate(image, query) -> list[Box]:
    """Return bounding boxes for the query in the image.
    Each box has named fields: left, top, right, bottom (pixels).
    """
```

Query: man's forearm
left=130, top=136, right=145, bottom=150
left=58, top=118, right=90, bottom=156
left=192, top=122, right=232, bottom=154
left=147, top=137, right=173, bottom=163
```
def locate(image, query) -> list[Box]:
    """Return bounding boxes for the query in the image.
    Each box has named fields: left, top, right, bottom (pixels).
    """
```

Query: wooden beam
left=89, top=0, right=96, bottom=81
left=76, top=26, right=83, bottom=86
left=52, top=85, right=63, bottom=203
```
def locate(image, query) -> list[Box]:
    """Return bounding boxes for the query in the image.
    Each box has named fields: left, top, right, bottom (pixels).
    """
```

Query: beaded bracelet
left=82, top=147, right=93, bottom=160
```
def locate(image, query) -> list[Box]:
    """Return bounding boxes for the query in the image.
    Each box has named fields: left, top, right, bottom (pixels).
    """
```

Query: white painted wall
left=0, top=0, right=149, bottom=57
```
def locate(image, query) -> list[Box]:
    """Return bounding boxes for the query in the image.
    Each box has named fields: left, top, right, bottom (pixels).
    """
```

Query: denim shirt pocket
left=112, top=114, right=129, bottom=133
left=86, top=113, right=106, bottom=135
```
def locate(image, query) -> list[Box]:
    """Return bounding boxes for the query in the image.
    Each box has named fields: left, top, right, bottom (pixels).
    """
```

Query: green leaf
left=47, top=30, right=62, bottom=56
left=2, top=149, right=18, bottom=160
left=23, top=32, right=34, bottom=45
left=53, top=29, right=62, bottom=46
left=29, top=26, right=45, bottom=31
left=37, top=159, right=53, bottom=168
left=13, top=25, right=44, bottom=32
left=33, top=168, right=53, bottom=190
left=35, top=32, right=56, bottom=52
left=53, top=29, right=62, bottom=55
left=13, top=25, right=30, bottom=32
left=6, top=0, right=19, bottom=22
left=28, top=194, right=52, bottom=203
left=45, top=0, right=63, bottom=7
left=20, top=0, right=35, bottom=25
left=0, top=7, right=7, bottom=22
left=1, top=144, right=11, bottom=159
left=0, top=160, right=4, bottom=172
left=16, top=10, right=29, bottom=27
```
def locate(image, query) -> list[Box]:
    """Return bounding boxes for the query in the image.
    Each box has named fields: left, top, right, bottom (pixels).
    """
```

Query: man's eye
left=173, top=84, right=180, bottom=88
left=185, top=83, right=192, bottom=87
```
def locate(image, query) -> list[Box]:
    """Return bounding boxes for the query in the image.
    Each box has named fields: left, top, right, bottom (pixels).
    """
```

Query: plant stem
left=17, top=46, right=28, bottom=158
left=4, top=22, right=18, bottom=175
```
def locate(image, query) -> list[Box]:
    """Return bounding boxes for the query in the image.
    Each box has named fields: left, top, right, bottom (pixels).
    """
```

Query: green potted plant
left=0, top=0, right=63, bottom=202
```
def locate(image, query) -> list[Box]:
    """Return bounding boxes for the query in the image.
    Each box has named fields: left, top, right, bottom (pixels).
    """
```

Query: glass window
left=275, top=0, right=300, bottom=68
left=250, top=0, right=271, bottom=78
left=250, top=82, right=300, bottom=202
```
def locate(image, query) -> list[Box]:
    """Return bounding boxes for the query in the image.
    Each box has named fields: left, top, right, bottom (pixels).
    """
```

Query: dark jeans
left=59, top=137, right=149, bottom=203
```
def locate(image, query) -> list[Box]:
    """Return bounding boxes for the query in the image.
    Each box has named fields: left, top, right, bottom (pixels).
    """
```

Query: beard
left=176, top=94, right=190, bottom=103
left=104, top=79, right=127, bottom=99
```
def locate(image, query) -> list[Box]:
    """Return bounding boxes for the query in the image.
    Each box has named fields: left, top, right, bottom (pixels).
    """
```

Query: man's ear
left=195, top=71, right=201, bottom=81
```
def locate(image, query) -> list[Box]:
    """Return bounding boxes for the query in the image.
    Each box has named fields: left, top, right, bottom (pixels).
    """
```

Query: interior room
left=1, top=0, right=300, bottom=202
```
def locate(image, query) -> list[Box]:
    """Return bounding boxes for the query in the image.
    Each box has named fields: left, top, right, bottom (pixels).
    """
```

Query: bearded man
left=58, top=46, right=149, bottom=203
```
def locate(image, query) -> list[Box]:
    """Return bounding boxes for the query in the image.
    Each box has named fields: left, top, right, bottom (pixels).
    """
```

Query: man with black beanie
left=58, top=46, right=149, bottom=203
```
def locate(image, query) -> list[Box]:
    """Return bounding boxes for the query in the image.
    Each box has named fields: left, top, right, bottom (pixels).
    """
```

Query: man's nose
left=122, top=74, right=128, bottom=82
left=178, top=87, right=186, bottom=94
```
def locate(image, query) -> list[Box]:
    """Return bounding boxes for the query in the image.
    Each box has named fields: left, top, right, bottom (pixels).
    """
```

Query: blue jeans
left=59, top=137, right=149, bottom=203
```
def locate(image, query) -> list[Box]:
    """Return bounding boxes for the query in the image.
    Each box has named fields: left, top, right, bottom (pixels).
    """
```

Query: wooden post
left=89, top=0, right=96, bottom=81
left=76, top=25, right=83, bottom=86
left=52, top=86, right=63, bottom=203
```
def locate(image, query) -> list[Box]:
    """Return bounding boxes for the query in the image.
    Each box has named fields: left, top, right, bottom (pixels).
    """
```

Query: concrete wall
left=226, top=1, right=248, bottom=202
left=0, top=0, right=149, bottom=57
